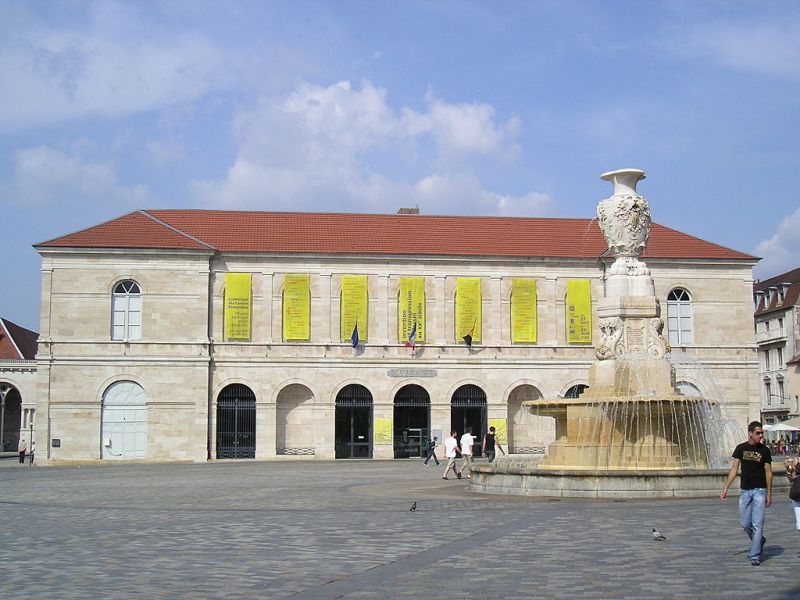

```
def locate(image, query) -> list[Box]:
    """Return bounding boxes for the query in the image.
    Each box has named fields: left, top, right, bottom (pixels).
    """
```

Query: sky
left=2, top=0, right=800, bottom=331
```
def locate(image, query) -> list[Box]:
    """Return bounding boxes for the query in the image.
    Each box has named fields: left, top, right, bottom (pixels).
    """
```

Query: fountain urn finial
left=597, top=169, right=651, bottom=258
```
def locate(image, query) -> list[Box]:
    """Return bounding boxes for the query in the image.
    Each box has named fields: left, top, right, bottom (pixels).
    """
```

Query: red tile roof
left=0, top=318, right=38, bottom=360
left=36, top=209, right=756, bottom=261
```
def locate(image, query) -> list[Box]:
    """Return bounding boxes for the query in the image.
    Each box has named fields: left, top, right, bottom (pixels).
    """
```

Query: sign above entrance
left=387, top=368, right=437, bottom=378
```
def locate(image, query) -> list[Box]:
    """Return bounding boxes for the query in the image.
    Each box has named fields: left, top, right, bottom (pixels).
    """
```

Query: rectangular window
left=778, top=381, right=785, bottom=404
left=765, top=382, right=772, bottom=405
left=777, top=346, right=784, bottom=366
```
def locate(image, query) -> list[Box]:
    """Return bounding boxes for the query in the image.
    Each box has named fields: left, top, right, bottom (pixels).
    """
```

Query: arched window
left=666, top=288, right=693, bottom=345
left=112, top=280, right=142, bottom=340
left=564, top=384, right=588, bottom=398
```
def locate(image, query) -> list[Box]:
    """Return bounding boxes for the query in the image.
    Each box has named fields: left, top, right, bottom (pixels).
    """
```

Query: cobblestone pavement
left=1, top=459, right=799, bottom=599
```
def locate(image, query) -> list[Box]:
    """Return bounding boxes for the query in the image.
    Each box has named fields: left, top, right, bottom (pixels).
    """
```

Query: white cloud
left=191, top=80, right=545, bottom=216
left=663, top=16, right=800, bottom=82
left=0, top=9, right=232, bottom=130
left=754, top=207, right=800, bottom=278
left=0, top=146, right=148, bottom=207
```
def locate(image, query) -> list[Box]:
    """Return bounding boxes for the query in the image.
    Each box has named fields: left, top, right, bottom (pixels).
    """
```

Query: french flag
left=404, top=321, right=416, bottom=348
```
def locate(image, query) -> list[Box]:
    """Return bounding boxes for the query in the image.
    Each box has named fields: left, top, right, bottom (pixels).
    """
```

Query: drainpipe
left=207, top=255, right=215, bottom=461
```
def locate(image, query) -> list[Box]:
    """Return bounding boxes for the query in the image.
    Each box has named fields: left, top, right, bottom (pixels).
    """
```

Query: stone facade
left=33, top=240, right=760, bottom=463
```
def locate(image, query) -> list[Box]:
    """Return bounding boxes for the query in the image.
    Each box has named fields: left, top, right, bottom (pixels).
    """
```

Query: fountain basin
left=469, top=461, right=788, bottom=499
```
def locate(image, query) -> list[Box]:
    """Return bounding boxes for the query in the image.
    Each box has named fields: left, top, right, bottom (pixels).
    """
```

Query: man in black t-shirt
left=720, top=421, right=773, bottom=566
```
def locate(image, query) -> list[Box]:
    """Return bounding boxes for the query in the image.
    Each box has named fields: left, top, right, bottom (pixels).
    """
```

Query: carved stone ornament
left=645, top=317, right=671, bottom=358
left=596, top=169, right=652, bottom=258
left=596, top=317, right=625, bottom=360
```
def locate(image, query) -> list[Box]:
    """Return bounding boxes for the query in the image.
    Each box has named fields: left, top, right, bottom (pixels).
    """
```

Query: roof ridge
left=139, top=210, right=216, bottom=250
left=0, top=318, right=23, bottom=360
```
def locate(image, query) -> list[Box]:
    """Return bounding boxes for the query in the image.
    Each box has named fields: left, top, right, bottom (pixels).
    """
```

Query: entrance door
left=335, top=385, right=373, bottom=459
left=216, top=384, right=256, bottom=459
left=451, top=384, right=487, bottom=455
left=101, top=381, right=148, bottom=459
left=393, top=384, right=430, bottom=458
left=0, top=384, right=22, bottom=452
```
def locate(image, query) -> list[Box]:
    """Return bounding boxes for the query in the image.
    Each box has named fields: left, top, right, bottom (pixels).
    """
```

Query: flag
left=350, top=322, right=359, bottom=348
left=404, top=321, right=416, bottom=348
left=462, top=320, right=476, bottom=348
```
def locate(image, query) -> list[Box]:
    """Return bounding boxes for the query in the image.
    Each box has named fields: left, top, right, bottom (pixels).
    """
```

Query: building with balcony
left=753, top=268, right=800, bottom=424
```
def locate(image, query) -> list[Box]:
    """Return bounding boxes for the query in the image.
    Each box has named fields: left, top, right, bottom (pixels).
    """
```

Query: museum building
left=32, top=207, right=760, bottom=463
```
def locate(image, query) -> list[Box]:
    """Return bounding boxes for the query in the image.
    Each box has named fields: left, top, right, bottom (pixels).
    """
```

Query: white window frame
left=666, top=288, right=693, bottom=345
left=112, top=280, right=142, bottom=341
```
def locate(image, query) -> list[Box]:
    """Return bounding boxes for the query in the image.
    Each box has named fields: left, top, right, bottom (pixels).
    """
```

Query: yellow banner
left=455, top=277, right=481, bottom=343
left=283, top=274, right=310, bottom=341
left=374, top=418, right=392, bottom=445
left=511, top=278, right=537, bottom=343
left=566, top=279, right=592, bottom=344
left=398, top=277, right=425, bottom=343
left=341, top=275, right=368, bottom=342
left=224, top=273, right=251, bottom=341
left=489, top=418, right=507, bottom=445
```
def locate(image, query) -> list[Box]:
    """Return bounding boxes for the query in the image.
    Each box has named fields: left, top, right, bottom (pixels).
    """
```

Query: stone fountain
left=470, top=169, right=751, bottom=498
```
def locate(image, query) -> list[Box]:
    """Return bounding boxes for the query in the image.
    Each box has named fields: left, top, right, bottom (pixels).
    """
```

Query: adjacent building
left=30, top=208, right=760, bottom=463
left=0, top=318, right=38, bottom=452
left=753, top=267, right=800, bottom=424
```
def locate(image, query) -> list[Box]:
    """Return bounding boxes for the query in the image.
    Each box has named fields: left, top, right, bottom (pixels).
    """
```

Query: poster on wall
left=341, top=274, right=368, bottom=342
left=374, top=418, right=392, bottom=445
left=455, top=277, right=482, bottom=343
left=283, top=274, right=311, bottom=341
left=511, top=278, right=537, bottom=343
left=566, top=279, right=592, bottom=344
left=224, top=273, right=252, bottom=341
left=488, top=418, right=507, bottom=444
left=398, top=276, right=426, bottom=343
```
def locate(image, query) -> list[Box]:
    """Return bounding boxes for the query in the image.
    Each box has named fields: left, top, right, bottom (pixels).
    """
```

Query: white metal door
left=101, top=381, right=147, bottom=459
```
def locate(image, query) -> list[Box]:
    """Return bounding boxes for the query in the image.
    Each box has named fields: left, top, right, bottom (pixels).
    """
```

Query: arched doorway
left=507, top=385, right=553, bottom=454
left=101, top=381, right=148, bottom=459
left=393, top=384, right=430, bottom=458
left=451, top=384, right=487, bottom=455
left=276, top=384, right=315, bottom=456
left=565, top=384, right=589, bottom=398
left=216, top=384, right=256, bottom=459
left=0, top=383, right=22, bottom=452
left=335, top=384, right=372, bottom=459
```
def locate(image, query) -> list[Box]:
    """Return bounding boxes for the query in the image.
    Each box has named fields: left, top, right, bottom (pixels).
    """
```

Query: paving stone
left=0, top=459, right=799, bottom=599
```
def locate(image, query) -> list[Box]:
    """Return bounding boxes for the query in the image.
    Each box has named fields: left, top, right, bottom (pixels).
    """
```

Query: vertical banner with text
left=566, top=279, right=592, bottom=344
left=511, top=278, right=537, bottom=343
left=341, top=274, right=368, bottom=342
left=398, top=276, right=426, bottom=343
left=283, top=274, right=310, bottom=341
left=488, top=418, right=507, bottom=444
left=224, top=273, right=252, bottom=341
left=455, top=277, right=482, bottom=343
left=374, top=418, right=392, bottom=445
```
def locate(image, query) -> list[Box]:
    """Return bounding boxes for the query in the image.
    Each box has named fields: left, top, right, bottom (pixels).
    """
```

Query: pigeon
left=652, top=528, right=667, bottom=541
left=410, top=502, right=417, bottom=512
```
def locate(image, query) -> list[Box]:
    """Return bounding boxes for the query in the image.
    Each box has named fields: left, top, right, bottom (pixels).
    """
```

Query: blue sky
left=2, top=0, right=800, bottom=331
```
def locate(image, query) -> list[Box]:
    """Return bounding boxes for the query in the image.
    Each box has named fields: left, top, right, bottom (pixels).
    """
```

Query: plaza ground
left=1, top=458, right=799, bottom=599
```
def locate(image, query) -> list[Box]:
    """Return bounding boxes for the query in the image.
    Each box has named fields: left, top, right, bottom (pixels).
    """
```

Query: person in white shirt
left=460, top=428, right=475, bottom=479
left=442, top=431, right=462, bottom=480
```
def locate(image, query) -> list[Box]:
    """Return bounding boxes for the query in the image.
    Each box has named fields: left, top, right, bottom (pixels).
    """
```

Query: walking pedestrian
left=423, top=436, right=440, bottom=466
left=442, top=431, right=462, bottom=480
left=18, top=439, right=26, bottom=464
left=482, top=426, right=505, bottom=463
left=720, top=421, right=773, bottom=566
left=785, top=456, right=800, bottom=538
left=460, top=427, right=475, bottom=479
